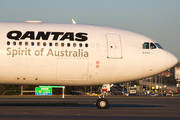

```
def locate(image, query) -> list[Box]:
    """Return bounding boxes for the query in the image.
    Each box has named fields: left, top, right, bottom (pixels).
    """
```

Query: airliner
left=0, top=21, right=178, bottom=109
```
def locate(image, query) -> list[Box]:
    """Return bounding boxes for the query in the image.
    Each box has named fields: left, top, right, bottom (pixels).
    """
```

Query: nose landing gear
left=96, top=98, right=108, bottom=109
left=96, top=84, right=110, bottom=109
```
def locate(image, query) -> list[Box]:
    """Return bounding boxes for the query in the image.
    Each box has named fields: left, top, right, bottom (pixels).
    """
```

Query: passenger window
left=61, top=43, right=64, bottom=47
left=43, top=42, right=46, bottom=46
left=85, top=43, right=88, bottom=47
left=31, top=42, right=34, bottom=46
left=55, top=42, right=58, bottom=47
left=49, top=42, right=52, bottom=46
left=73, top=43, right=76, bottom=47
left=79, top=43, right=82, bottom=47
left=19, top=42, right=22, bottom=46
left=67, top=43, right=70, bottom=47
left=7, top=41, right=10, bottom=45
left=37, top=42, right=40, bottom=46
left=143, top=42, right=149, bottom=49
left=150, top=43, right=156, bottom=49
left=13, top=41, right=16, bottom=45
left=25, top=42, right=28, bottom=46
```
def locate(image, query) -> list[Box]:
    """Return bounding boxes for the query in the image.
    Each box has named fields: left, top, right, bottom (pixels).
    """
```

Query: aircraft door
left=106, top=34, right=122, bottom=59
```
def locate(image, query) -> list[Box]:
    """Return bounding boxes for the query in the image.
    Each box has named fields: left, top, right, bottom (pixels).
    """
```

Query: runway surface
left=0, top=96, right=180, bottom=120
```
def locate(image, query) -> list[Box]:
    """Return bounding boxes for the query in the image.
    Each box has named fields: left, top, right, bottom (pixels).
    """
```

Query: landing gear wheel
left=96, top=98, right=108, bottom=109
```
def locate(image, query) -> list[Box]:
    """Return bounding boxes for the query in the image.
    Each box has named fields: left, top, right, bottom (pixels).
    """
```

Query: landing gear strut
left=96, top=84, right=110, bottom=109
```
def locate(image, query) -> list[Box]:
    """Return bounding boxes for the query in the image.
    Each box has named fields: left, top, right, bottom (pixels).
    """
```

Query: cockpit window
left=155, top=43, right=163, bottom=49
left=150, top=43, right=156, bottom=49
left=143, top=42, right=149, bottom=49
left=143, top=42, right=158, bottom=49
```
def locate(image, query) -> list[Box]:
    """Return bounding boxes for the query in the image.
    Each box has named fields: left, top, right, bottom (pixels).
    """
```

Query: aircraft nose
left=166, top=52, right=178, bottom=69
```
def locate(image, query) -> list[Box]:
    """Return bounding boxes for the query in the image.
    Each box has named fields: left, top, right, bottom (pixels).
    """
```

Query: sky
left=0, top=0, right=180, bottom=60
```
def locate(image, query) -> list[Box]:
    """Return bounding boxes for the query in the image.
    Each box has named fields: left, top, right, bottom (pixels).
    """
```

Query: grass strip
left=0, top=103, right=79, bottom=106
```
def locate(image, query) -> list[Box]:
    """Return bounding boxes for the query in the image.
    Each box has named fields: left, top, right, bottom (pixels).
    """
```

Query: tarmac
left=0, top=96, right=180, bottom=120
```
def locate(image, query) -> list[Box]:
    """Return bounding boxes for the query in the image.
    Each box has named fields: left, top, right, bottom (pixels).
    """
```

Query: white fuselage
left=0, top=22, right=178, bottom=86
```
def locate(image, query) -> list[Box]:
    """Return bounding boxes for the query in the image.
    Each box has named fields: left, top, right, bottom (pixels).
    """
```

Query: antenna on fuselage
left=24, top=21, right=42, bottom=23
left=72, top=19, right=76, bottom=24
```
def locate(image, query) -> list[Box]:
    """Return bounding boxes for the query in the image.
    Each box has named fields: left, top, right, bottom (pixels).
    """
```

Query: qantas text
left=7, top=31, right=88, bottom=41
